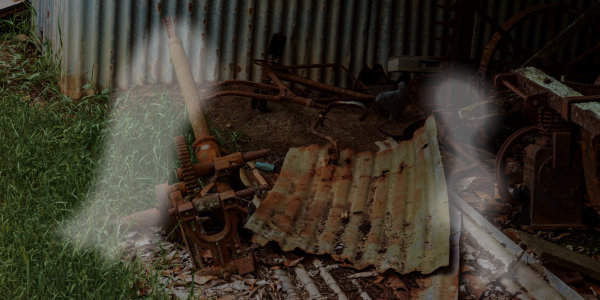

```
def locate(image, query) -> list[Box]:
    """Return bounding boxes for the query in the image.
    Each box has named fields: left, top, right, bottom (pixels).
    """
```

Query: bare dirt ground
left=203, top=93, right=391, bottom=162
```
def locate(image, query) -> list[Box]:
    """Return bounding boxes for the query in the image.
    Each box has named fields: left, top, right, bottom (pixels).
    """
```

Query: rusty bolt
left=341, top=211, right=348, bottom=221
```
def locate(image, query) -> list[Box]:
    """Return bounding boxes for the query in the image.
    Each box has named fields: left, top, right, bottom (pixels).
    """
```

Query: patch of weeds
left=0, top=8, right=61, bottom=104
left=210, top=128, right=251, bottom=153
left=228, top=130, right=251, bottom=152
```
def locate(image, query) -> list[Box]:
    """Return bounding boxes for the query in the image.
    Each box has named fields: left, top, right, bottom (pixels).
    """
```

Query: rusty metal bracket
left=177, top=149, right=270, bottom=180
left=561, top=95, right=600, bottom=121
left=493, top=73, right=548, bottom=109
left=213, top=153, right=244, bottom=177
left=494, top=67, right=600, bottom=136
left=162, top=185, right=269, bottom=274
left=175, top=200, right=196, bottom=222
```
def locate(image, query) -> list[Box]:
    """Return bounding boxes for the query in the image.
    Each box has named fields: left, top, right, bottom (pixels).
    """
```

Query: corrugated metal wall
left=473, top=0, right=600, bottom=65
left=31, top=0, right=453, bottom=98
left=32, top=0, right=599, bottom=98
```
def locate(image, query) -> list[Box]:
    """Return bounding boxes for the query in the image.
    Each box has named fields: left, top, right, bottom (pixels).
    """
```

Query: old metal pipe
left=273, top=70, right=375, bottom=101
left=164, top=17, right=209, bottom=140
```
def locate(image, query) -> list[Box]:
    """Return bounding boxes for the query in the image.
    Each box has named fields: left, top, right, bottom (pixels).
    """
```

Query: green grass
left=0, top=9, right=252, bottom=298
left=0, top=11, right=192, bottom=299
left=210, top=127, right=250, bottom=153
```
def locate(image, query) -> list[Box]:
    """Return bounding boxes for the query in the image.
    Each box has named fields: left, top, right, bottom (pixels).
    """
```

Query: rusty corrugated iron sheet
left=408, top=209, right=459, bottom=300
left=31, top=0, right=453, bottom=98
left=245, top=116, right=450, bottom=274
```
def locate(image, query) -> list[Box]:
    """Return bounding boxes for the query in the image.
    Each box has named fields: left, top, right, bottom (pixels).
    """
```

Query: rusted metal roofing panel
left=406, top=209, right=459, bottom=300
left=245, top=116, right=450, bottom=274
left=31, top=0, right=452, bottom=99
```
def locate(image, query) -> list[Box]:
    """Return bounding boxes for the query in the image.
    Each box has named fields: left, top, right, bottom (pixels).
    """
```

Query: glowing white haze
left=58, top=21, right=211, bottom=259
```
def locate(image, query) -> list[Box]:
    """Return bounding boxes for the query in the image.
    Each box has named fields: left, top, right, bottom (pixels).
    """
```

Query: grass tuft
left=0, top=9, right=61, bottom=104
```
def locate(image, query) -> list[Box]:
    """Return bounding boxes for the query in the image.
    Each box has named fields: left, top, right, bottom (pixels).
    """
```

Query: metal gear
left=174, top=135, right=201, bottom=196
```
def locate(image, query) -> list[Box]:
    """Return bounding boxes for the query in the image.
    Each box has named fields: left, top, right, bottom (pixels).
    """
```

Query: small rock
left=463, top=254, right=475, bottom=261
left=477, top=258, right=496, bottom=271
left=503, top=228, right=520, bottom=243
left=551, top=232, right=571, bottom=241
left=284, top=257, right=303, bottom=267
left=171, top=287, right=191, bottom=299
left=460, top=264, right=475, bottom=273
left=462, top=243, right=480, bottom=256
left=254, top=280, right=269, bottom=286
left=194, top=275, right=218, bottom=285
left=459, top=177, right=477, bottom=192
left=464, top=273, right=488, bottom=299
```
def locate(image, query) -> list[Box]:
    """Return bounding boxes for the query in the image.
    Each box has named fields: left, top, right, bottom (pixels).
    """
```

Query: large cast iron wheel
left=495, top=125, right=539, bottom=203
left=478, top=4, right=600, bottom=78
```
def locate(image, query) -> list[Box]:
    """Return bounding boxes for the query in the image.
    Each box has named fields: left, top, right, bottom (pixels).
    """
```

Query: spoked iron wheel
left=478, top=4, right=600, bottom=79
left=495, top=125, right=540, bottom=203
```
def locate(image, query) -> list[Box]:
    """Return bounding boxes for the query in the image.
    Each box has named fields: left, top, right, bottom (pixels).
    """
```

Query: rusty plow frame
left=202, top=60, right=375, bottom=110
